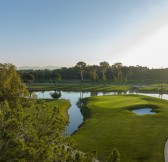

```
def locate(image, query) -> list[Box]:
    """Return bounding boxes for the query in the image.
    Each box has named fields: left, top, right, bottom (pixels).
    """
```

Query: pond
left=35, top=91, right=168, bottom=135
left=132, top=108, right=156, bottom=115
left=36, top=91, right=90, bottom=135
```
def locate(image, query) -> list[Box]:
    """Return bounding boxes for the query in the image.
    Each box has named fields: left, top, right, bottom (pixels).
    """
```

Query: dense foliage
left=0, top=63, right=30, bottom=107
left=0, top=63, right=95, bottom=161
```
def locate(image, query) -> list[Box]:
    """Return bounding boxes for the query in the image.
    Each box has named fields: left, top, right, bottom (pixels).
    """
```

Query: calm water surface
left=132, top=108, right=156, bottom=115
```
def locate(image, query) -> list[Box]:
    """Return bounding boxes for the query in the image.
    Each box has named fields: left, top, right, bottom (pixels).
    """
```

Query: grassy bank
left=72, top=95, right=168, bottom=162
left=139, top=84, right=168, bottom=94
left=25, top=99, right=71, bottom=122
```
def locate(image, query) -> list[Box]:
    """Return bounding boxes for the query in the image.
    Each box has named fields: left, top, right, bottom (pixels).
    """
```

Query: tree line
left=19, top=61, right=168, bottom=84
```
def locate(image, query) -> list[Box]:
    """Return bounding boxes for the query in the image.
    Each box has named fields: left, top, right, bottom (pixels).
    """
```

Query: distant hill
left=17, top=66, right=60, bottom=70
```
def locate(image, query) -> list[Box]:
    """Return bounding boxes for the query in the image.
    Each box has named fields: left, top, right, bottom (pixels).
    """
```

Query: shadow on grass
left=133, top=156, right=150, bottom=162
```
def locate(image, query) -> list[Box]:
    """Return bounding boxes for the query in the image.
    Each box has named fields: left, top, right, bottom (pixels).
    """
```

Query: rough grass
left=72, top=95, right=168, bottom=162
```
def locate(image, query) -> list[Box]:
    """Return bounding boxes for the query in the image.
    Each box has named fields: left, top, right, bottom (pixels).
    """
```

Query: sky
left=0, top=0, right=168, bottom=69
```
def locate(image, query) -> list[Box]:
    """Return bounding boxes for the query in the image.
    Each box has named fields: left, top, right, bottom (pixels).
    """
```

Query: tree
left=23, top=101, right=74, bottom=161
left=0, top=100, right=96, bottom=161
left=76, top=61, right=86, bottom=81
left=112, top=63, right=123, bottom=84
left=0, top=63, right=30, bottom=108
left=88, top=65, right=98, bottom=81
left=50, top=91, right=61, bottom=99
left=99, top=61, right=109, bottom=81
left=51, top=73, right=61, bottom=85
left=107, top=148, right=120, bottom=162
left=122, top=66, right=132, bottom=84
left=0, top=63, right=33, bottom=161
left=0, top=101, right=26, bottom=161
left=23, top=73, right=34, bottom=88
left=0, top=99, right=73, bottom=161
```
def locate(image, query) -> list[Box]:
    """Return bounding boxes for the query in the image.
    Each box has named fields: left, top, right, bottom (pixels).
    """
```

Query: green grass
left=25, top=99, right=71, bottom=122
left=139, top=86, right=159, bottom=92
left=72, top=95, right=168, bottom=162
left=28, top=82, right=168, bottom=93
left=28, top=83, right=132, bottom=92
left=138, top=83, right=168, bottom=93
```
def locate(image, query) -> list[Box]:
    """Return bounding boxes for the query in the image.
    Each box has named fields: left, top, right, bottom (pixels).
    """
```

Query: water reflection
left=90, top=91, right=98, bottom=96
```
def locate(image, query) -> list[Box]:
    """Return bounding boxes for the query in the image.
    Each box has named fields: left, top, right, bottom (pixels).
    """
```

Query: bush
left=50, top=91, right=61, bottom=99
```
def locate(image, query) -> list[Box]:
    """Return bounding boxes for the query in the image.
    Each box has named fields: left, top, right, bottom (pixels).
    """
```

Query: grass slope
left=25, top=99, right=71, bottom=122
left=72, top=95, right=168, bottom=162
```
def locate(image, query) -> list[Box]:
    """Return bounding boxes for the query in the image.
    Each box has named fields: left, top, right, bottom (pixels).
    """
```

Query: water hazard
left=132, top=108, right=156, bottom=115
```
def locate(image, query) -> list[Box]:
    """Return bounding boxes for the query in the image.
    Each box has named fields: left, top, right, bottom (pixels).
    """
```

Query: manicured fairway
left=72, top=95, right=168, bottom=162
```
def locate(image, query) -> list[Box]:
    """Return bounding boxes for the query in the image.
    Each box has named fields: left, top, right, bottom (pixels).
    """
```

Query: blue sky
left=0, top=0, right=168, bottom=68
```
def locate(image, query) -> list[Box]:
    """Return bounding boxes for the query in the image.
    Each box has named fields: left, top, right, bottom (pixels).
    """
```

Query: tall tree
left=112, top=63, right=123, bottom=84
left=0, top=63, right=32, bottom=160
left=122, top=66, right=132, bottom=84
left=88, top=65, right=98, bottom=81
left=99, top=61, right=109, bottom=81
left=23, top=73, right=34, bottom=88
left=51, top=73, right=61, bottom=85
left=76, top=61, right=86, bottom=81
